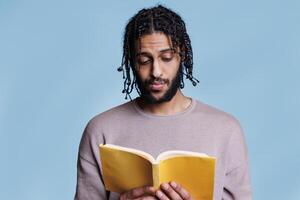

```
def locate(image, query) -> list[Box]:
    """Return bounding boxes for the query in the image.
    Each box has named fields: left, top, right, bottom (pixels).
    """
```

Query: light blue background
left=0, top=0, right=299, bottom=199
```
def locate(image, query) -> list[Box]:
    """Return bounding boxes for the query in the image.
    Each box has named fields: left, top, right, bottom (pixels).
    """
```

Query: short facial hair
left=135, top=65, right=182, bottom=104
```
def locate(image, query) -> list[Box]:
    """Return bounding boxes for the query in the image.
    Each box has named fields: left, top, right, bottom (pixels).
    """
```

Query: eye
left=137, top=56, right=152, bottom=65
left=161, top=57, right=173, bottom=62
left=161, top=52, right=175, bottom=62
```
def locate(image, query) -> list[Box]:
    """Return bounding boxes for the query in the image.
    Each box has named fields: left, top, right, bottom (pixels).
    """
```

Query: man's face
left=134, top=32, right=182, bottom=104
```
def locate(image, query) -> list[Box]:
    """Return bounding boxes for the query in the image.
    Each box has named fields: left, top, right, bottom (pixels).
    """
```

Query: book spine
left=152, top=164, right=160, bottom=189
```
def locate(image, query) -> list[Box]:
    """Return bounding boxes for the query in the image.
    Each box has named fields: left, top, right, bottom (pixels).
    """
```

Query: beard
left=135, top=65, right=182, bottom=105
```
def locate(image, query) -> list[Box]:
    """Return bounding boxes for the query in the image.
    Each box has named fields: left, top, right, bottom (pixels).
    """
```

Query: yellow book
left=99, top=144, right=216, bottom=200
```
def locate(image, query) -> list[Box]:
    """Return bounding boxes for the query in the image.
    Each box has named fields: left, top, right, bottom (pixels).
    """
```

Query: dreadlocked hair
left=117, top=5, right=200, bottom=100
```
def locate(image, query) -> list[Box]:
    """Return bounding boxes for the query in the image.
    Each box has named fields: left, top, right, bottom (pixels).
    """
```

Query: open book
left=99, top=144, right=216, bottom=200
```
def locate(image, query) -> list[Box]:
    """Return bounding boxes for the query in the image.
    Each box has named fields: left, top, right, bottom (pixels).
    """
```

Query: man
left=75, top=5, right=252, bottom=200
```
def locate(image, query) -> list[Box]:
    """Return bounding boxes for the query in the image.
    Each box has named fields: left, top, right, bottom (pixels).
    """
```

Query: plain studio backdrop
left=0, top=0, right=299, bottom=199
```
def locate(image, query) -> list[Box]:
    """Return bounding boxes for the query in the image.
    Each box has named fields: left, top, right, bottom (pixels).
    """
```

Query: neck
left=136, top=90, right=192, bottom=116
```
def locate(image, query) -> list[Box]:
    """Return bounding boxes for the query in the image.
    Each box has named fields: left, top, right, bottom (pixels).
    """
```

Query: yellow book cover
left=99, top=144, right=216, bottom=200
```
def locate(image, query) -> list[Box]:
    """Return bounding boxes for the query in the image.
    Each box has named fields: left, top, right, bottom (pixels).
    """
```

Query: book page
left=156, top=150, right=210, bottom=162
left=159, top=156, right=215, bottom=200
left=102, top=144, right=156, bottom=163
left=99, top=144, right=154, bottom=193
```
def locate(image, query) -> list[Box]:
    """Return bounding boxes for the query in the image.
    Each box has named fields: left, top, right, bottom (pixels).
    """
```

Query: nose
left=151, top=59, right=162, bottom=78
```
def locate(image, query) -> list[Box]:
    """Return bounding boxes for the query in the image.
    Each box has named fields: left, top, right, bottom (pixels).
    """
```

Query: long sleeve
left=222, top=121, right=252, bottom=200
left=74, top=123, right=108, bottom=200
left=74, top=99, right=252, bottom=200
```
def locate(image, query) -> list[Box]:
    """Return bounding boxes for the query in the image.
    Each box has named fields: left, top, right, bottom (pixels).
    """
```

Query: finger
left=169, top=181, right=192, bottom=200
left=122, top=186, right=156, bottom=199
left=155, top=189, right=170, bottom=200
left=160, top=183, right=182, bottom=200
left=136, top=196, right=158, bottom=200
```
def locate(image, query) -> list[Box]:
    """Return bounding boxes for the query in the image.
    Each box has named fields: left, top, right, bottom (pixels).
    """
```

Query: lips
left=149, top=83, right=164, bottom=90
left=149, top=81, right=165, bottom=91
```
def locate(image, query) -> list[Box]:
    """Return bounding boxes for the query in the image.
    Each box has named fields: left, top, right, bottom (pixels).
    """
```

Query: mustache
left=145, top=77, right=169, bottom=85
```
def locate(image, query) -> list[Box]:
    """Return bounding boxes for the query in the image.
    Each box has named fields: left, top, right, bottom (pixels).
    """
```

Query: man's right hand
left=120, top=186, right=157, bottom=200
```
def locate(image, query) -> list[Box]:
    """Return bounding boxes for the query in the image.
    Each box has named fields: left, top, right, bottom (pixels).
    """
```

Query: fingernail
left=148, top=186, right=155, bottom=192
left=162, top=183, right=169, bottom=190
left=156, top=190, right=163, bottom=198
left=170, top=181, right=177, bottom=188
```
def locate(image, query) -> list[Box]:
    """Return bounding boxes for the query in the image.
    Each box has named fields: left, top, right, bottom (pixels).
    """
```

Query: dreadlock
left=117, top=5, right=199, bottom=100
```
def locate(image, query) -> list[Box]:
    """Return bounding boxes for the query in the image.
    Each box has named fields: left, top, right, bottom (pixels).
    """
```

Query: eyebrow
left=136, top=48, right=175, bottom=56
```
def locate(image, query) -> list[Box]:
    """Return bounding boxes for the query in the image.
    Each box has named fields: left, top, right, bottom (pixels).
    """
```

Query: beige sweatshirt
left=75, top=98, right=252, bottom=200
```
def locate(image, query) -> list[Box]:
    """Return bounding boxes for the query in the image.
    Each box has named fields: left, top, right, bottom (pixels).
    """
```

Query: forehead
left=137, top=32, right=172, bottom=53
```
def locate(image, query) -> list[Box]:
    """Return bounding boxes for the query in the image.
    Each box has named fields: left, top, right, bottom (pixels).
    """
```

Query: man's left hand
left=155, top=181, right=194, bottom=200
